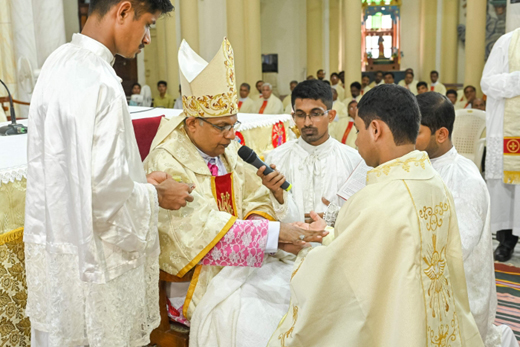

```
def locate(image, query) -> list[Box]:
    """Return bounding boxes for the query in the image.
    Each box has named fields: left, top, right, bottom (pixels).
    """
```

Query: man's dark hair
left=384, top=72, right=394, bottom=78
left=446, top=89, right=458, bottom=97
left=350, top=82, right=362, bottom=90
left=132, top=82, right=141, bottom=88
left=330, top=72, right=339, bottom=78
left=417, top=81, right=428, bottom=89
left=430, top=70, right=439, bottom=76
left=322, top=80, right=331, bottom=86
left=292, top=80, right=333, bottom=110
left=89, top=0, right=174, bottom=17
left=375, top=70, right=383, bottom=76
left=416, top=92, right=455, bottom=139
left=240, top=82, right=251, bottom=91
left=406, top=71, right=414, bottom=77
left=357, top=84, right=420, bottom=145
left=464, top=85, right=476, bottom=93
left=317, top=69, right=324, bottom=74
left=256, top=80, right=264, bottom=85
left=290, top=80, right=298, bottom=85
left=362, top=74, right=370, bottom=80
left=157, top=80, right=167, bottom=87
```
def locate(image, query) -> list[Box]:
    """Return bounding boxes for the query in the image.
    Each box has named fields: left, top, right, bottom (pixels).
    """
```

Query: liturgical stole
left=211, top=173, right=238, bottom=217
left=503, top=29, right=520, bottom=184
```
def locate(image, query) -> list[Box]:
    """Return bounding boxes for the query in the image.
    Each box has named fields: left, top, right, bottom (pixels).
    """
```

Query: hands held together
left=278, top=211, right=329, bottom=254
left=147, top=171, right=195, bottom=210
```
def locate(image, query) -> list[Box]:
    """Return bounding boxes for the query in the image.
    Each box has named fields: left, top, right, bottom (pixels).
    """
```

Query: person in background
left=429, top=70, right=447, bottom=95
left=255, top=82, right=284, bottom=114
left=361, top=74, right=371, bottom=95
left=317, top=69, right=326, bottom=80
left=343, top=81, right=362, bottom=107
left=383, top=72, right=395, bottom=84
left=473, top=98, right=486, bottom=111
left=417, top=81, right=428, bottom=94
left=283, top=80, right=299, bottom=111
left=238, top=82, right=256, bottom=113
left=400, top=72, right=417, bottom=95
left=155, top=80, right=174, bottom=108
left=463, top=85, right=477, bottom=109
left=368, top=70, right=384, bottom=88
left=330, top=73, right=345, bottom=101
left=446, top=89, right=458, bottom=106
left=129, top=82, right=142, bottom=106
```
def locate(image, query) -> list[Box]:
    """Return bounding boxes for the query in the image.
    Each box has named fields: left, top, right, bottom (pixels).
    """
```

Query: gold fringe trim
left=0, top=227, right=24, bottom=246
left=504, top=171, right=520, bottom=185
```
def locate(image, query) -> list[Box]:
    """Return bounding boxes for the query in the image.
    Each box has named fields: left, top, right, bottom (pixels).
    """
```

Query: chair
left=452, top=109, right=486, bottom=172
left=132, top=115, right=164, bottom=161
left=0, top=96, right=30, bottom=121
left=149, top=270, right=193, bottom=347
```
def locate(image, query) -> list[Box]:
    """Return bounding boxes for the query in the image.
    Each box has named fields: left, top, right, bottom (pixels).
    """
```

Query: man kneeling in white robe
left=263, top=79, right=363, bottom=225
left=415, top=92, right=516, bottom=347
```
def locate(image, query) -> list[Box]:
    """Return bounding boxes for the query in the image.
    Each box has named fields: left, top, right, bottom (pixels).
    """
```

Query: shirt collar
left=430, top=146, right=457, bottom=167
left=71, top=33, right=115, bottom=66
left=297, top=135, right=332, bottom=154
left=195, top=146, right=219, bottom=164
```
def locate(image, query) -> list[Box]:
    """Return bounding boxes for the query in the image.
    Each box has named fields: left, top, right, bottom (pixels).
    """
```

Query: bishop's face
left=186, top=115, right=237, bottom=157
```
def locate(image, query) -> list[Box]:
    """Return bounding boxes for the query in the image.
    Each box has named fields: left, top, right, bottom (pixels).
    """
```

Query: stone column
left=243, top=0, right=262, bottom=86
left=419, top=0, right=437, bottom=81
left=343, top=0, right=362, bottom=87
left=464, top=0, right=487, bottom=95
left=329, top=0, right=340, bottom=74
left=164, top=15, right=180, bottom=100
left=179, top=0, right=199, bottom=52
left=226, top=0, right=247, bottom=85
left=307, top=0, right=323, bottom=78
left=440, top=0, right=458, bottom=84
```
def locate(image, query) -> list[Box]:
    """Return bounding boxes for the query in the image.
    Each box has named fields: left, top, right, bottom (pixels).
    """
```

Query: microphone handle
left=251, top=157, right=292, bottom=191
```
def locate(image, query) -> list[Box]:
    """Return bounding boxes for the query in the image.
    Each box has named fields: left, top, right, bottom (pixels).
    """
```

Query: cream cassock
left=24, top=34, right=160, bottom=346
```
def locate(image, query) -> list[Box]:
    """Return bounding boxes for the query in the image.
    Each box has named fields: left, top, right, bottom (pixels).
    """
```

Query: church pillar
left=440, top=0, right=458, bottom=84
left=342, top=0, right=362, bottom=88
left=0, top=0, right=18, bottom=112
left=164, top=15, right=180, bottom=100
left=329, top=0, right=340, bottom=74
left=307, top=0, right=323, bottom=78
left=179, top=0, right=199, bottom=52
left=464, top=0, right=486, bottom=96
left=155, top=19, right=168, bottom=86
left=419, top=0, right=437, bottom=81
left=226, top=0, right=247, bottom=85
left=243, top=0, right=262, bottom=87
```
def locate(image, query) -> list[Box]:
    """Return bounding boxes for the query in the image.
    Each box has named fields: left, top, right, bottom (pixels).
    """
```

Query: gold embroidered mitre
left=178, top=37, right=238, bottom=118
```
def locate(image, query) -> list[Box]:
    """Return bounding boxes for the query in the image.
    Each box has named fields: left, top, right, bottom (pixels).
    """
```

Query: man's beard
left=301, top=126, right=323, bottom=143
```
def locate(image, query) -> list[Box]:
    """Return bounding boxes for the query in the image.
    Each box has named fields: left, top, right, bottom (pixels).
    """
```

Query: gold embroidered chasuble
left=268, top=151, right=483, bottom=347
left=144, top=121, right=282, bottom=319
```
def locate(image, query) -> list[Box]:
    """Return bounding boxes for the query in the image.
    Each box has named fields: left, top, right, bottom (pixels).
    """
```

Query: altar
left=0, top=107, right=293, bottom=345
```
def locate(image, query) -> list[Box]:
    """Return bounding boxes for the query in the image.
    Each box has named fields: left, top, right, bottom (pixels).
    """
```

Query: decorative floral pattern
left=201, top=219, right=268, bottom=267
left=368, top=152, right=429, bottom=180
left=0, top=236, right=30, bottom=347
left=424, top=234, right=450, bottom=320
left=182, top=38, right=238, bottom=118
left=419, top=201, right=450, bottom=232
left=428, top=315, right=458, bottom=347
left=278, top=305, right=298, bottom=347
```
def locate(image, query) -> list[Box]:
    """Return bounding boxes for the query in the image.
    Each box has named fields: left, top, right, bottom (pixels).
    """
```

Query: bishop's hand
left=256, top=164, right=286, bottom=204
left=298, top=211, right=328, bottom=231
left=279, top=222, right=328, bottom=245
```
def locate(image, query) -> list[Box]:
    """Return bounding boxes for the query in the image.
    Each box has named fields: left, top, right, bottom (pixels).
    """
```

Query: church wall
left=62, top=0, right=79, bottom=42
left=400, top=0, right=421, bottom=79
left=260, top=0, right=307, bottom=97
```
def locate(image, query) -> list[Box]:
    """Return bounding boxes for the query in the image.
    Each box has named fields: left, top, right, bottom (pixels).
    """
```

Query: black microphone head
left=238, top=145, right=257, bottom=164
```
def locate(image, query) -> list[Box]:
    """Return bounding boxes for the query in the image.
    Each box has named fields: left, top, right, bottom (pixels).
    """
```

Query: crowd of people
left=21, top=0, right=519, bottom=346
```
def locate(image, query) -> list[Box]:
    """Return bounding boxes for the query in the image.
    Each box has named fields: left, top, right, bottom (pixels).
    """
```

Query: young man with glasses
left=144, top=38, right=327, bottom=347
left=263, top=80, right=363, bottom=224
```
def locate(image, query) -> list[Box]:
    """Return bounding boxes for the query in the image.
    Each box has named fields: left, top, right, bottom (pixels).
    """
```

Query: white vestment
left=24, top=34, right=160, bottom=346
left=431, top=147, right=502, bottom=347
left=266, top=136, right=362, bottom=222
left=481, top=29, right=520, bottom=236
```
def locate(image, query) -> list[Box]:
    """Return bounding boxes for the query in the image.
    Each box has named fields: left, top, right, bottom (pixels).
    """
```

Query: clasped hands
left=147, top=171, right=195, bottom=210
left=278, top=211, right=328, bottom=255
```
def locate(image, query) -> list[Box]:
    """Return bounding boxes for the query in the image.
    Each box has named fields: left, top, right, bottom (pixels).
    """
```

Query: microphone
left=0, top=79, right=28, bottom=136
left=238, top=145, right=292, bottom=191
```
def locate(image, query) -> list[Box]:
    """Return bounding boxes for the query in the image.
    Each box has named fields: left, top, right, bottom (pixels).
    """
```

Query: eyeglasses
left=293, top=110, right=329, bottom=121
left=199, top=117, right=242, bottom=133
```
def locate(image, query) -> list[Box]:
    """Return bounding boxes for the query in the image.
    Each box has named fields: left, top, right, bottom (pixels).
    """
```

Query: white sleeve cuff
left=266, top=222, right=280, bottom=253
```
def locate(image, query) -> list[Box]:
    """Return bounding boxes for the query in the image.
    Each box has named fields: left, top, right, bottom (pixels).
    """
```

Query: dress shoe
left=494, top=230, right=518, bottom=262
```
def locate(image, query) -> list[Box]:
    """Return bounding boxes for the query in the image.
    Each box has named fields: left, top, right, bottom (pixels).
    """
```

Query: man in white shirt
left=368, top=70, right=384, bottom=88
left=399, top=71, right=418, bottom=95
left=482, top=28, right=520, bottom=263
left=264, top=79, right=362, bottom=223
left=330, top=72, right=345, bottom=100
left=24, top=0, right=195, bottom=345
left=361, top=74, right=372, bottom=95
left=255, top=82, right=284, bottom=114
left=415, top=92, right=516, bottom=347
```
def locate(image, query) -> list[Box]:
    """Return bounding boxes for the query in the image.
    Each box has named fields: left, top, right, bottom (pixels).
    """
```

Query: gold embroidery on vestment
left=428, top=314, right=458, bottom=346
left=218, top=192, right=234, bottom=215
left=419, top=201, right=450, bottom=232
left=368, top=153, right=429, bottom=181
left=424, top=234, right=451, bottom=320
left=278, top=305, right=298, bottom=347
